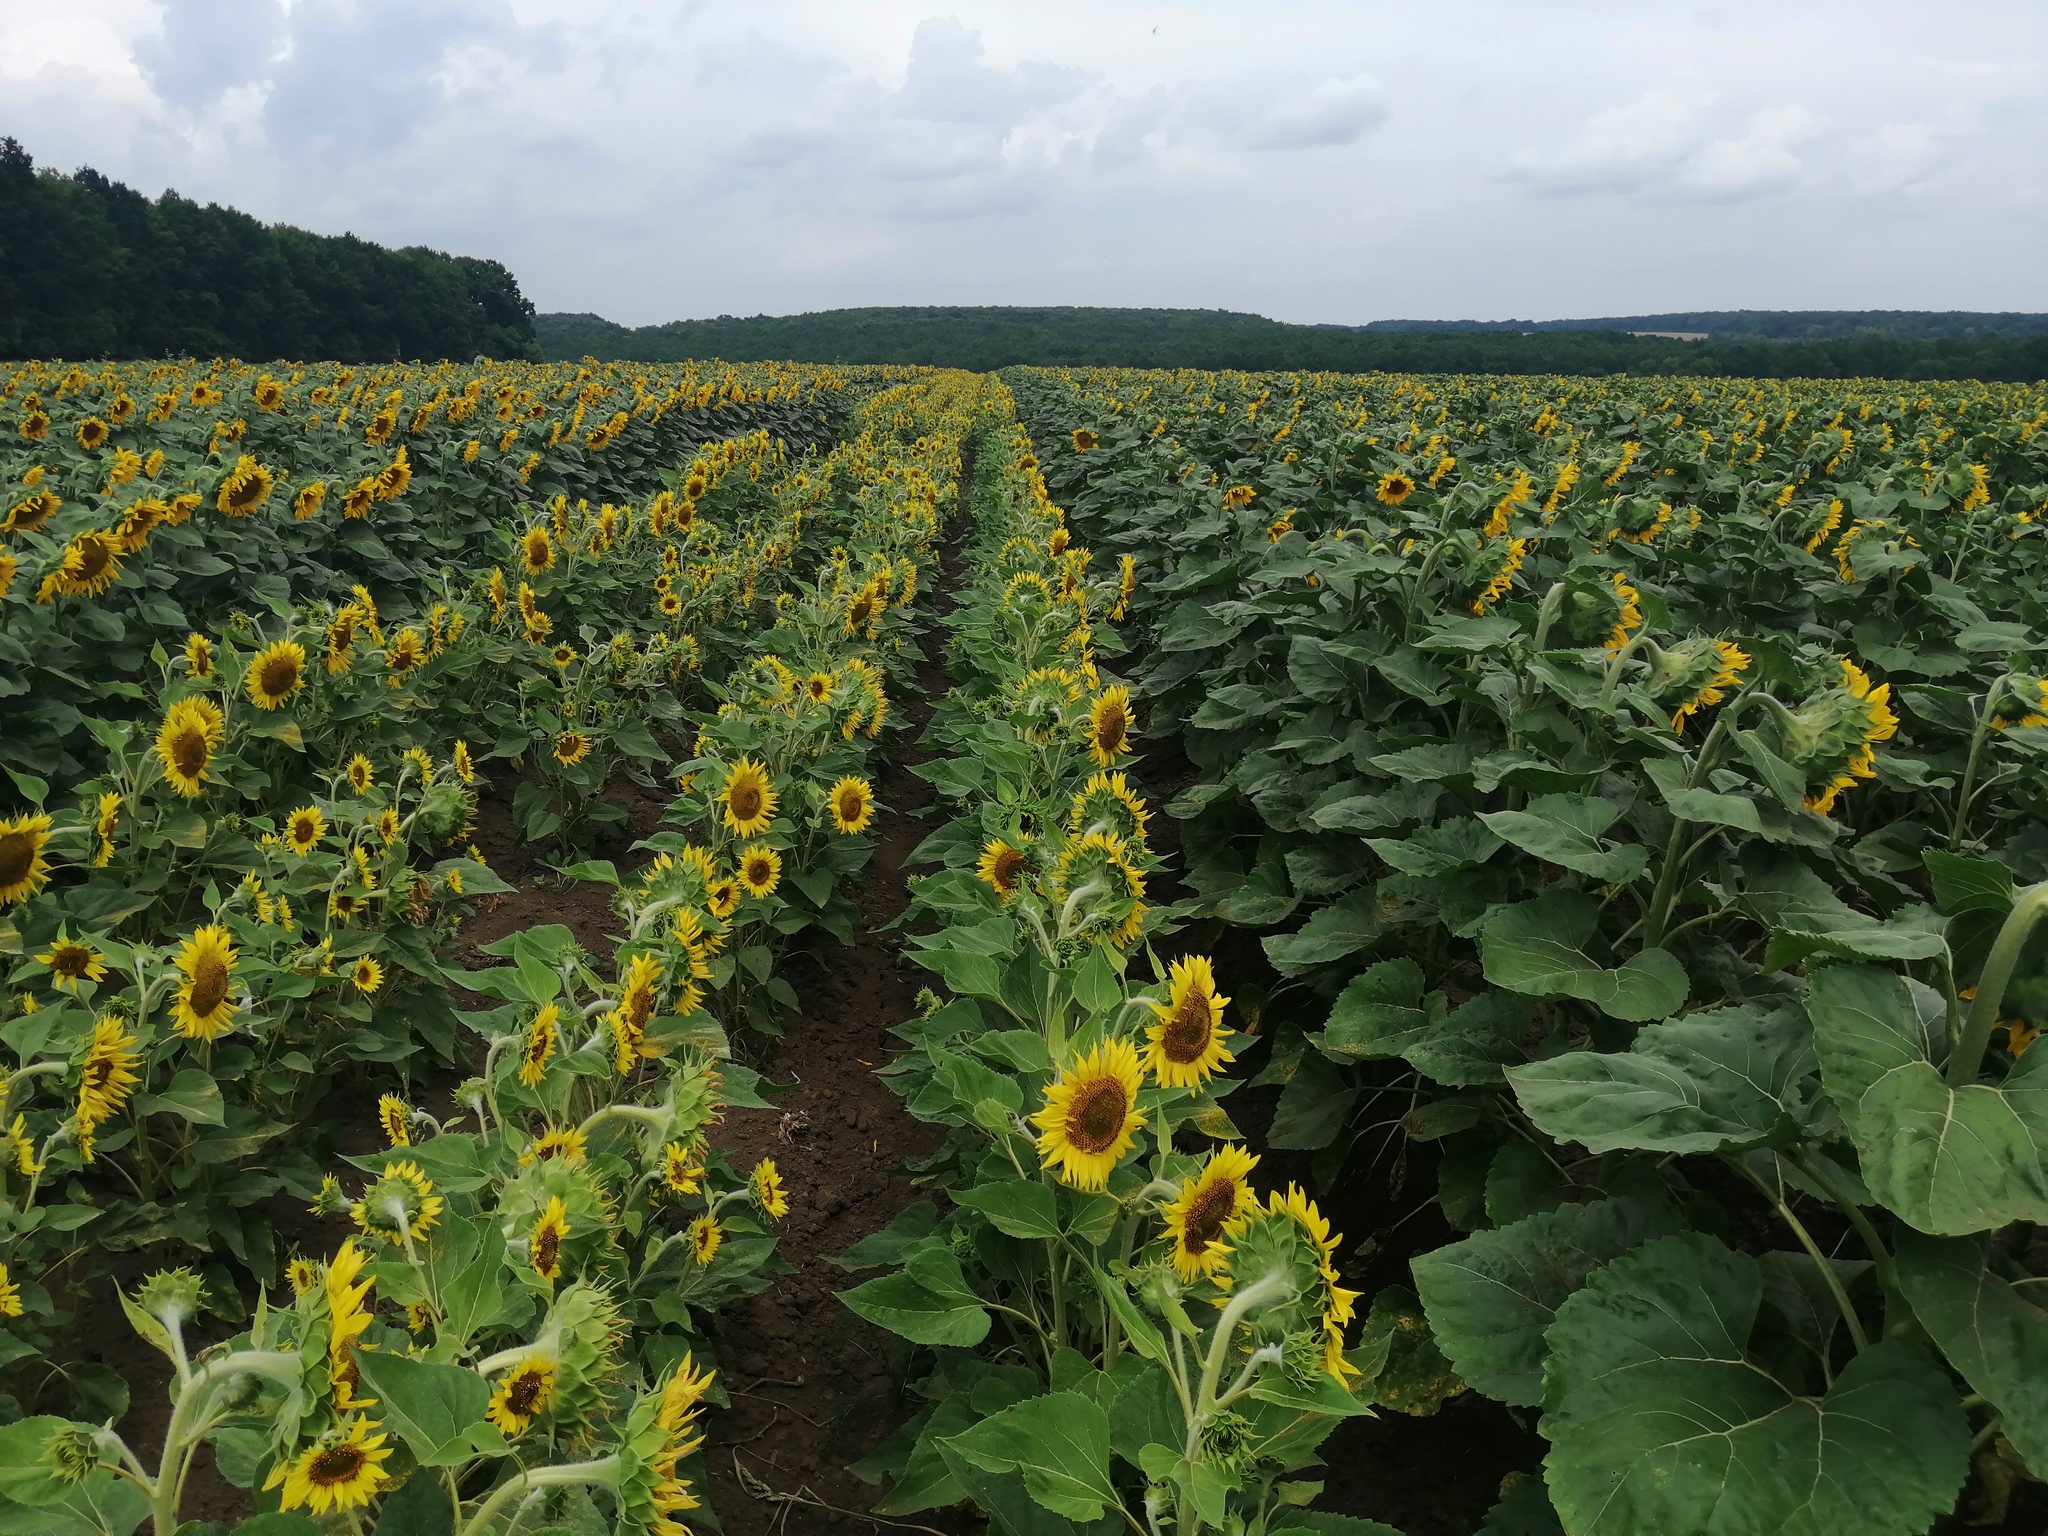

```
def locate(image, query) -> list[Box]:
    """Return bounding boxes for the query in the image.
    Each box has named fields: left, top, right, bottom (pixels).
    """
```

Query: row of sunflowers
left=832, top=394, right=1382, bottom=1536
left=0, top=365, right=991, bottom=1534
left=1011, top=362, right=2048, bottom=1535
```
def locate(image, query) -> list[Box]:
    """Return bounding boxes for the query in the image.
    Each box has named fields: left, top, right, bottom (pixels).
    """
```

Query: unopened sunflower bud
left=136, top=1268, right=205, bottom=1328
left=39, top=1423, right=108, bottom=1483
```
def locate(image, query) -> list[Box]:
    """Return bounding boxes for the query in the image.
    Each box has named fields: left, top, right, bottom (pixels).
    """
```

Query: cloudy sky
left=5, top=1, right=2044, bottom=326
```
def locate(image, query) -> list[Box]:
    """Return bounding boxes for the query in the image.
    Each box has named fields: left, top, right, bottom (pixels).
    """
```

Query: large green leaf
left=1543, top=1232, right=1968, bottom=1536
left=1262, top=892, right=1383, bottom=975
left=1410, top=1197, right=1680, bottom=1406
left=1895, top=1229, right=2048, bottom=1474
left=1480, top=897, right=1688, bottom=1022
left=955, top=1182, right=1061, bottom=1240
left=1312, top=958, right=1436, bottom=1060
left=840, top=1252, right=992, bottom=1347
left=1808, top=963, right=2048, bottom=1233
left=1506, top=1005, right=1817, bottom=1155
left=1480, top=795, right=1648, bottom=884
left=351, top=1350, right=494, bottom=1466
left=940, top=1392, right=1121, bottom=1524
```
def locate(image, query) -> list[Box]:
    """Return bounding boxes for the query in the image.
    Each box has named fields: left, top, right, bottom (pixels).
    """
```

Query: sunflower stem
left=454, top=1455, right=619, bottom=1536
left=1949, top=883, right=2048, bottom=1090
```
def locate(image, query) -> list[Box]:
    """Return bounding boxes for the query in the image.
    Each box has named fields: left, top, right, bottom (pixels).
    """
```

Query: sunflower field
left=2, top=350, right=2046, bottom=1536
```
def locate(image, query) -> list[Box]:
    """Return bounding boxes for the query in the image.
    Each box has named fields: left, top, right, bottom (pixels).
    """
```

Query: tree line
left=0, top=138, right=539, bottom=362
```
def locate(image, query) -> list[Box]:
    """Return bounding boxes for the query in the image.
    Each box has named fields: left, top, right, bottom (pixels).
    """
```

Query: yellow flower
left=718, top=758, right=777, bottom=836
left=284, top=804, right=326, bottom=856
left=1071, top=427, right=1098, bottom=451
left=267, top=1417, right=391, bottom=1515
left=659, top=1140, right=703, bottom=1195
left=352, top=957, right=385, bottom=995
left=737, top=844, right=781, bottom=899
left=1376, top=471, right=1416, bottom=505
left=42, top=531, right=126, bottom=599
left=689, top=1215, right=722, bottom=1266
left=351, top=1160, right=444, bottom=1243
left=285, top=1257, right=318, bottom=1296
left=553, top=732, right=591, bottom=767
left=245, top=639, right=308, bottom=710
left=0, top=1262, right=19, bottom=1318
left=530, top=1196, right=572, bottom=1281
left=520, top=525, right=555, bottom=574
left=750, top=1159, right=789, bottom=1220
left=36, top=937, right=106, bottom=993
left=325, top=1239, right=375, bottom=1406
left=828, top=776, right=874, bottom=834
left=215, top=454, right=276, bottom=517
left=155, top=697, right=225, bottom=798
left=1143, top=955, right=1235, bottom=1089
left=377, top=1094, right=409, bottom=1145
left=451, top=740, right=475, bottom=784
left=487, top=1357, right=556, bottom=1434
left=75, top=1014, right=140, bottom=1148
left=527, top=1125, right=588, bottom=1164
left=1031, top=1038, right=1147, bottom=1191
left=0, top=813, right=54, bottom=906
left=1162, top=1143, right=1259, bottom=1281
left=1085, top=686, right=1132, bottom=766
left=170, top=925, right=238, bottom=1040
left=91, top=791, right=120, bottom=868
left=975, top=838, right=1029, bottom=900
left=518, top=1004, right=559, bottom=1087
left=183, top=633, right=214, bottom=677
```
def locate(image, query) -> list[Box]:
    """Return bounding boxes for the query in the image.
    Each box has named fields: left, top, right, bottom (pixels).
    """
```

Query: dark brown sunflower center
left=291, top=816, right=317, bottom=846
left=836, top=787, right=864, bottom=820
left=188, top=954, right=230, bottom=1018
left=75, top=539, right=112, bottom=580
left=307, top=1444, right=365, bottom=1485
left=992, top=848, right=1026, bottom=891
left=50, top=945, right=91, bottom=978
left=506, top=1372, right=546, bottom=1414
left=1095, top=703, right=1127, bottom=748
left=1160, top=993, right=1213, bottom=1063
left=0, top=832, right=37, bottom=887
left=81, top=423, right=106, bottom=446
left=1182, top=1178, right=1237, bottom=1251
left=171, top=727, right=210, bottom=779
left=746, top=857, right=772, bottom=884
left=728, top=783, right=762, bottom=821
left=84, top=1057, right=115, bottom=1092
left=624, top=987, right=654, bottom=1028
left=1067, top=1078, right=1129, bottom=1153
left=534, top=1228, right=560, bottom=1271
left=259, top=656, right=300, bottom=698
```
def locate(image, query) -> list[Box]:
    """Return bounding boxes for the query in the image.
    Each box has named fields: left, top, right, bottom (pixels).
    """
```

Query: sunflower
left=325, top=1239, right=375, bottom=1405
left=268, top=1417, right=392, bottom=1516
left=386, top=628, right=426, bottom=675
left=1161, top=1143, right=1259, bottom=1281
left=1071, top=427, right=1098, bottom=451
left=292, top=482, right=326, bottom=520
left=827, top=776, right=874, bottom=834
left=1669, top=640, right=1752, bottom=733
left=704, top=874, right=739, bottom=920
left=75, top=1013, right=141, bottom=1137
left=246, top=639, right=307, bottom=710
left=351, top=1160, right=443, bottom=1244
left=285, top=1258, right=318, bottom=1296
left=518, top=1004, right=560, bottom=1087
left=609, top=952, right=664, bottom=1073
left=345, top=754, right=374, bottom=794
left=750, top=1159, right=790, bottom=1220
left=2, top=489, right=59, bottom=534
left=216, top=454, right=276, bottom=517
left=342, top=480, right=375, bottom=519
left=718, top=758, right=777, bottom=836
left=804, top=671, right=835, bottom=705
left=527, top=1125, right=588, bottom=1165
left=171, top=925, right=239, bottom=1040
left=183, top=633, right=214, bottom=678
left=1376, top=471, right=1416, bottom=505
left=551, top=731, right=591, bottom=767
left=528, top=1195, right=573, bottom=1282
left=0, top=813, right=55, bottom=906
left=75, top=416, right=110, bottom=451
left=486, top=1356, right=557, bottom=1435
left=659, top=591, right=683, bottom=618
left=351, top=957, right=384, bottom=995
left=1144, top=955, right=1234, bottom=1088
left=1086, top=686, right=1133, bottom=766
left=18, top=409, right=48, bottom=442
left=92, top=791, right=120, bottom=868
left=737, top=844, right=781, bottom=899
left=373, top=447, right=411, bottom=501
left=377, top=1093, right=409, bottom=1145
left=284, top=804, right=326, bottom=856
left=451, top=740, right=475, bottom=784
left=659, top=1139, right=703, bottom=1196
left=44, top=531, right=125, bottom=598
left=520, top=525, right=555, bottom=575
left=975, top=838, right=1029, bottom=900
left=37, top=936, right=106, bottom=993
left=1031, top=1038, right=1147, bottom=1191
left=689, top=1215, right=723, bottom=1266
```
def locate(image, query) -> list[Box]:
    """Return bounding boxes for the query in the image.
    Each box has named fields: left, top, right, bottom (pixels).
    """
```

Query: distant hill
left=536, top=305, right=2048, bottom=382
left=1361, top=311, right=2048, bottom=342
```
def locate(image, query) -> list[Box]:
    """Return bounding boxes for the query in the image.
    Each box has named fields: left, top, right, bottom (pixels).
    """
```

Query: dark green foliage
left=538, top=305, right=2048, bottom=382
left=0, top=138, right=538, bottom=361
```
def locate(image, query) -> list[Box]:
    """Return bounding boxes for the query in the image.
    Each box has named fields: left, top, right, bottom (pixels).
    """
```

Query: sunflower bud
left=39, top=1424, right=109, bottom=1484
left=136, top=1267, right=205, bottom=1329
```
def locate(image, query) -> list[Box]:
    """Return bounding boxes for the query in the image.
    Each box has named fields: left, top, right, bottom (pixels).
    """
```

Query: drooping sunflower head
left=749, top=1159, right=790, bottom=1220
left=529, top=1195, right=572, bottom=1281
left=1223, top=1184, right=1362, bottom=1382
left=1030, top=1037, right=1147, bottom=1190
left=47, top=531, right=125, bottom=598
left=246, top=639, right=308, bottom=711
left=718, top=758, right=777, bottom=836
left=1144, top=955, right=1234, bottom=1089
left=216, top=454, right=276, bottom=517
left=827, top=775, right=874, bottom=835
left=1068, top=771, right=1151, bottom=844
left=291, top=481, right=326, bottom=520
left=737, top=844, right=781, bottom=899
left=976, top=838, right=1031, bottom=901
left=1084, top=686, right=1133, bottom=766
left=171, top=924, right=239, bottom=1040
left=1161, top=1142, right=1259, bottom=1282
left=688, top=1215, right=723, bottom=1267
left=0, top=813, right=56, bottom=907
left=284, top=804, right=326, bottom=856
left=518, top=1003, right=560, bottom=1088
left=377, top=1093, right=409, bottom=1146
left=1048, top=830, right=1148, bottom=948
left=350, top=1159, right=444, bottom=1245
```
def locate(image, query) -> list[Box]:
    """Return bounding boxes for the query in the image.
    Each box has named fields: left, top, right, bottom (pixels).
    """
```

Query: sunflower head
left=521, top=525, right=555, bottom=575
left=1085, top=687, right=1133, bottom=766
left=1161, top=1143, right=1260, bottom=1282
left=486, top=1355, right=558, bottom=1435
left=284, top=804, right=326, bottom=856
left=376, top=1093, right=409, bottom=1145
left=345, top=754, right=374, bottom=795
left=749, top=1159, right=789, bottom=1220
left=976, top=838, right=1031, bottom=900
left=0, top=814, right=54, bottom=907
left=1071, top=427, right=1098, bottom=452
left=170, top=924, right=239, bottom=1040
left=718, top=758, right=777, bottom=836
left=1144, top=955, right=1234, bottom=1088
left=1030, top=1037, right=1147, bottom=1190
left=1376, top=471, right=1416, bottom=505
left=267, top=1417, right=391, bottom=1515
left=246, top=639, right=308, bottom=710
left=36, top=935, right=105, bottom=993
left=529, top=1195, right=573, bottom=1281
left=553, top=731, right=592, bottom=767
left=350, top=1159, right=444, bottom=1244
left=737, top=844, right=781, bottom=899
left=827, top=776, right=874, bottom=835
left=351, top=956, right=385, bottom=996
left=216, top=454, right=276, bottom=517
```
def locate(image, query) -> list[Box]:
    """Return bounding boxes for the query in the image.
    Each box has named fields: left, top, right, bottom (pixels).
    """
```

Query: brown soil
left=694, top=537, right=964, bottom=1535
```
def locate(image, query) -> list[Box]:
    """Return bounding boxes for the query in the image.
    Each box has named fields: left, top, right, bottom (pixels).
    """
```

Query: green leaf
left=833, top=1202, right=940, bottom=1270
left=1480, top=898, right=1689, bottom=1022
left=1247, top=1364, right=1371, bottom=1417
left=1313, top=958, right=1433, bottom=1060
left=1542, top=1232, right=1968, bottom=1536
left=841, top=1263, right=991, bottom=1347
left=1268, top=1049, right=1357, bottom=1149
left=1732, top=728, right=1810, bottom=813
left=1271, top=1517, right=1406, bottom=1536
left=1411, top=1196, right=1681, bottom=1406
left=1895, top=1228, right=2048, bottom=1474
left=955, top=1182, right=1061, bottom=1240
left=350, top=1351, right=492, bottom=1466
left=1365, top=818, right=1501, bottom=877
left=1352, top=1287, right=1464, bottom=1416
left=1475, top=1477, right=1564, bottom=1536
left=1089, top=1268, right=1168, bottom=1365
left=1480, top=795, right=1647, bottom=884
left=135, top=1068, right=225, bottom=1126
left=941, top=1392, right=1121, bottom=1524
left=872, top=1397, right=978, bottom=1515
left=1506, top=1005, right=1817, bottom=1155
left=1406, top=992, right=1534, bottom=1087
left=372, top=1466, right=455, bottom=1536
left=428, top=1215, right=508, bottom=1359
left=1809, top=963, right=2048, bottom=1233
left=1070, top=949, right=1122, bottom=1015
left=1262, top=892, right=1383, bottom=975
left=1923, top=850, right=2015, bottom=916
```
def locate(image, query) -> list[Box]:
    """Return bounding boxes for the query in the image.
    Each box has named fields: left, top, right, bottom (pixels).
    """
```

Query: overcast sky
left=5, top=1, right=2044, bottom=326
